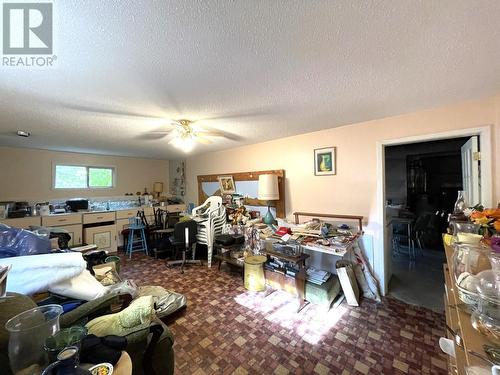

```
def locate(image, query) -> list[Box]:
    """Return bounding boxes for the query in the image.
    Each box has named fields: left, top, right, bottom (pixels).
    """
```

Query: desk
left=261, top=247, right=309, bottom=312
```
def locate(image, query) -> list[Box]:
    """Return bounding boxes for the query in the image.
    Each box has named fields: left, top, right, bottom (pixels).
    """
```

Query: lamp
left=258, top=174, right=279, bottom=225
left=153, top=182, right=163, bottom=198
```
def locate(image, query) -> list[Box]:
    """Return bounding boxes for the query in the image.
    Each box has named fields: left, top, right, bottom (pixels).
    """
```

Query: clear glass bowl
left=471, top=269, right=500, bottom=343
left=451, top=243, right=493, bottom=307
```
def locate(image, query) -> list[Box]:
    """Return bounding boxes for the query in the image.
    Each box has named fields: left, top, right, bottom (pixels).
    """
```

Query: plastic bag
left=0, top=223, right=51, bottom=258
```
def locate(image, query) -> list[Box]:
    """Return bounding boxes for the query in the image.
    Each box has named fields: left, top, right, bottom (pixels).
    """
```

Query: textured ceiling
left=1, top=1, right=500, bottom=159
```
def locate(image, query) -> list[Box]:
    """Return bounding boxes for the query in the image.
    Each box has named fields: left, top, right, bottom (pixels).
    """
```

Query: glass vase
left=453, top=190, right=467, bottom=213
left=5, top=304, right=63, bottom=375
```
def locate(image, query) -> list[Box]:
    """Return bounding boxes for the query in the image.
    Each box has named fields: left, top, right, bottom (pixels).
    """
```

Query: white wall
left=0, top=147, right=169, bottom=202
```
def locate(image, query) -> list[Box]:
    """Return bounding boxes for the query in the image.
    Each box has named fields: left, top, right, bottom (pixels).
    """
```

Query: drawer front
left=83, top=212, right=116, bottom=224
left=0, top=216, right=41, bottom=229
left=42, top=214, right=82, bottom=227
left=116, top=209, right=139, bottom=220
left=167, top=204, right=185, bottom=213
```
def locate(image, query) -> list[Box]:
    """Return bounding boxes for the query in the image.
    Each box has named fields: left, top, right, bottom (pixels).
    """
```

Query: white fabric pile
left=2, top=252, right=106, bottom=300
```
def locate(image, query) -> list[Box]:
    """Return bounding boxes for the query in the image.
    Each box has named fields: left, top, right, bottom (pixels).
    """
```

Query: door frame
left=375, top=126, right=493, bottom=294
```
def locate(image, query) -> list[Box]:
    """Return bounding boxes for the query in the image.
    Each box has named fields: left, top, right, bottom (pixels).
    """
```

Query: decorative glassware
left=40, top=346, right=91, bottom=375
left=450, top=221, right=482, bottom=243
left=451, top=243, right=493, bottom=306
left=5, top=304, right=63, bottom=374
left=44, top=326, right=88, bottom=364
left=471, top=268, right=500, bottom=343
left=453, top=190, right=467, bottom=213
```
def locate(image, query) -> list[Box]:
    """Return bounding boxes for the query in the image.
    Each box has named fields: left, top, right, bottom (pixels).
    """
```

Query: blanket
left=2, top=252, right=86, bottom=295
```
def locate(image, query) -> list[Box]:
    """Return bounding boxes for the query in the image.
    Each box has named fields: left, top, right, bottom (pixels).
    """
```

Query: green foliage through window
left=89, top=168, right=113, bottom=188
left=54, top=165, right=114, bottom=189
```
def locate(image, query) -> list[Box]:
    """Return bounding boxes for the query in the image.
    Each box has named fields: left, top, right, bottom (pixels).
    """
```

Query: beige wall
left=186, top=95, right=499, bottom=216
left=0, top=147, right=169, bottom=202
left=185, top=95, right=500, bottom=291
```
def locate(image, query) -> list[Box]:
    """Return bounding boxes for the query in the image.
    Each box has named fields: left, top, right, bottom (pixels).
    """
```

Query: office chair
left=166, top=220, right=201, bottom=273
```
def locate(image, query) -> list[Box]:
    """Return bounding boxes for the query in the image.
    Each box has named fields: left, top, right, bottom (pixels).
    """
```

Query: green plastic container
left=105, top=255, right=121, bottom=274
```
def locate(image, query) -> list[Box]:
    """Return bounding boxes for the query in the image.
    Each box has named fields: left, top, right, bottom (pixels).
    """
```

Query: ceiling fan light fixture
left=171, top=133, right=195, bottom=152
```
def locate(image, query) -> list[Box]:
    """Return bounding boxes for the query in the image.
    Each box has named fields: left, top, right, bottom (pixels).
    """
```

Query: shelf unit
left=443, top=240, right=493, bottom=374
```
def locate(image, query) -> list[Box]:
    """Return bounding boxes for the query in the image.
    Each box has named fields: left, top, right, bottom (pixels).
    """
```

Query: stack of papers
left=306, top=267, right=331, bottom=285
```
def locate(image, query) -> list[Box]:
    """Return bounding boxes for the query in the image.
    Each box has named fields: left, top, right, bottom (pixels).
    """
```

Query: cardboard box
left=336, top=260, right=360, bottom=306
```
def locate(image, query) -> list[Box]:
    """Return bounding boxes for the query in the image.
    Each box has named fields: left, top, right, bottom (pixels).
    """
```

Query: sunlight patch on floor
left=234, top=288, right=347, bottom=345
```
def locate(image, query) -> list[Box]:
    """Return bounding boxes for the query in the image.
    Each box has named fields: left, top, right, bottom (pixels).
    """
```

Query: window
left=54, top=164, right=115, bottom=189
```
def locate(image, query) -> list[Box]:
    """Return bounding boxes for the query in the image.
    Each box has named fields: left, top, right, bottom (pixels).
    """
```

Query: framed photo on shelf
left=218, top=175, right=236, bottom=194
left=314, top=147, right=336, bottom=176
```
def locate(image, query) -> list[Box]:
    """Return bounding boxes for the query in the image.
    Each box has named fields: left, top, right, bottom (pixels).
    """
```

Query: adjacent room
left=1, top=2, right=499, bottom=375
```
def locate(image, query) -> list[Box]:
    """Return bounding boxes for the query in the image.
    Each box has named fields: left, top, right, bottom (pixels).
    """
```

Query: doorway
left=374, top=126, right=493, bottom=306
left=385, top=137, right=470, bottom=311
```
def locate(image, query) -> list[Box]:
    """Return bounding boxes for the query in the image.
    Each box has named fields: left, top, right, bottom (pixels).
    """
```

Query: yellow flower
left=474, top=217, right=490, bottom=226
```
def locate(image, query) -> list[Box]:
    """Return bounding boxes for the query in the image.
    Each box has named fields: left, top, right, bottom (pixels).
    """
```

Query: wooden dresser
left=443, top=239, right=492, bottom=374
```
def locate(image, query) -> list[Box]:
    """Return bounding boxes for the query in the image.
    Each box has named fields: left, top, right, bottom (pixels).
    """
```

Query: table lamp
left=153, top=182, right=163, bottom=198
left=258, top=174, right=279, bottom=225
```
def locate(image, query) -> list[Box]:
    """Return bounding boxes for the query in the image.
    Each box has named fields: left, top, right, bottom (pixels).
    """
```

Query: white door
left=461, top=136, right=480, bottom=206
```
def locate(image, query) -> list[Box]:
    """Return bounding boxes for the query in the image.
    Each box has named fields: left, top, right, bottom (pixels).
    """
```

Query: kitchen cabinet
left=116, top=218, right=131, bottom=247
left=42, top=214, right=82, bottom=227
left=84, top=224, right=117, bottom=253
left=61, top=224, right=83, bottom=247
left=83, top=212, right=116, bottom=224
left=116, top=209, right=139, bottom=220
left=0, top=216, right=41, bottom=229
left=165, top=204, right=185, bottom=213
left=41, top=214, right=83, bottom=247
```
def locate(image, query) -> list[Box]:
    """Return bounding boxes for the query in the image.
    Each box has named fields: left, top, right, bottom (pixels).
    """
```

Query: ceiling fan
left=141, top=119, right=235, bottom=151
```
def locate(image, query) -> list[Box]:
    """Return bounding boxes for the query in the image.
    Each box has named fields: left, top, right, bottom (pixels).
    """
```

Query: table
left=261, top=247, right=310, bottom=312
left=388, top=216, right=416, bottom=259
left=80, top=351, right=131, bottom=375
left=214, top=242, right=245, bottom=275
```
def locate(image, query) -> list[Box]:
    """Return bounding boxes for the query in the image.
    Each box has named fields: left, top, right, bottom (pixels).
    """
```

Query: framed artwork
left=218, top=175, right=236, bottom=194
left=314, top=147, right=336, bottom=176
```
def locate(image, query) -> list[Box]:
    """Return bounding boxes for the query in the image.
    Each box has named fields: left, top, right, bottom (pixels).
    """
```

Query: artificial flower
left=471, top=211, right=487, bottom=220
left=495, top=220, right=500, bottom=232
left=473, top=217, right=491, bottom=226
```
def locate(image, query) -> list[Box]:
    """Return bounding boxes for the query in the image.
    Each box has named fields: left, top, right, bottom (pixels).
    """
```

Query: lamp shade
left=153, top=182, right=164, bottom=193
left=258, top=174, right=279, bottom=200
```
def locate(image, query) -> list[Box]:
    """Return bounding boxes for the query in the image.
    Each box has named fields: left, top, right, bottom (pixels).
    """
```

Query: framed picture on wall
left=218, top=175, right=236, bottom=194
left=314, top=147, right=336, bottom=176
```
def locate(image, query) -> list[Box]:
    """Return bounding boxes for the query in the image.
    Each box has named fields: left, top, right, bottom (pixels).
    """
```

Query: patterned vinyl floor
left=119, top=253, right=448, bottom=375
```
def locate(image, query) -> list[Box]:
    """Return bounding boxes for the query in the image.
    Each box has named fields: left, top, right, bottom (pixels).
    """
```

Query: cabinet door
left=63, top=224, right=83, bottom=247
left=0, top=217, right=41, bottom=229
left=116, top=218, right=130, bottom=247
left=84, top=224, right=117, bottom=253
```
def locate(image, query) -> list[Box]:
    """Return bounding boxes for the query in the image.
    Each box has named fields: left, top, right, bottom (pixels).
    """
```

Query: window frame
left=52, top=163, right=116, bottom=190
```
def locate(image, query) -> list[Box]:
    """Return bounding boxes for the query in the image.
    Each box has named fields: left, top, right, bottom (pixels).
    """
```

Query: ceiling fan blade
left=200, top=107, right=282, bottom=121
left=61, top=103, right=168, bottom=120
left=136, top=133, right=170, bottom=140
left=194, top=135, right=213, bottom=145
left=195, top=129, right=242, bottom=141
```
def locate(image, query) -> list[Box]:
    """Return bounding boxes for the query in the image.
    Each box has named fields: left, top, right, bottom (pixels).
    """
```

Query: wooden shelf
left=443, top=240, right=493, bottom=374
